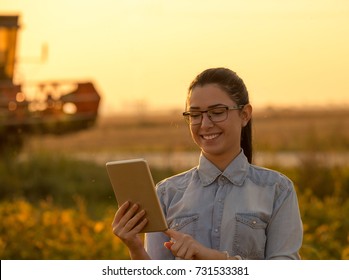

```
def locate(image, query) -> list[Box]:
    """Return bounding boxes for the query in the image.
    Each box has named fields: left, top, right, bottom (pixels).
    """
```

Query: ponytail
left=241, top=119, right=252, bottom=163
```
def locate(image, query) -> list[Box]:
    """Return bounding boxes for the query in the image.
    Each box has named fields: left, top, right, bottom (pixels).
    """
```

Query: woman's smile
left=201, top=133, right=221, bottom=141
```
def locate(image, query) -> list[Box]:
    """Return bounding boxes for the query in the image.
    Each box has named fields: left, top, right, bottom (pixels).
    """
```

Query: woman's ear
left=241, top=104, right=252, bottom=127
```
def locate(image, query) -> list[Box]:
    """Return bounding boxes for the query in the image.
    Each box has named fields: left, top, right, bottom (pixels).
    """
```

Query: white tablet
left=106, top=158, right=168, bottom=233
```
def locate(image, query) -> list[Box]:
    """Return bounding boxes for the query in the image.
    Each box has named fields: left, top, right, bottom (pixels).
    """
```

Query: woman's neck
left=203, top=149, right=241, bottom=171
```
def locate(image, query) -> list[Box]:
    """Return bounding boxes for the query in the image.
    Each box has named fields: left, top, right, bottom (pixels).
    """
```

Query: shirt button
left=214, top=229, right=219, bottom=233
left=252, top=221, right=256, bottom=225
left=219, top=177, right=226, bottom=186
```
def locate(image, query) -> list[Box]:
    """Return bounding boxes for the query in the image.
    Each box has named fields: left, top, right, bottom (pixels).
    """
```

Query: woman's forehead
left=189, top=84, right=234, bottom=107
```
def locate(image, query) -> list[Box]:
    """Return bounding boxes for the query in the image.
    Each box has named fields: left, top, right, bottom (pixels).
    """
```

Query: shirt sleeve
left=145, top=232, right=174, bottom=260
left=144, top=180, right=175, bottom=260
left=265, top=179, right=303, bottom=259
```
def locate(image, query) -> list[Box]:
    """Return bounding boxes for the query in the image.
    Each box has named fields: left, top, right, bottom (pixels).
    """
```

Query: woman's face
left=188, top=84, right=251, bottom=165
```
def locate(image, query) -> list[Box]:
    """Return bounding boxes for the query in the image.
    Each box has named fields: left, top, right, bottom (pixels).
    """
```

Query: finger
left=112, top=208, right=145, bottom=237
left=165, top=229, right=183, bottom=243
left=164, top=241, right=174, bottom=250
left=176, top=240, right=197, bottom=260
left=165, top=229, right=178, bottom=238
left=170, top=234, right=198, bottom=259
left=184, top=246, right=196, bottom=260
left=176, top=244, right=190, bottom=260
left=112, top=201, right=130, bottom=225
left=128, top=217, right=148, bottom=234
left=117, top=203, right=140, bottom=228
left=169, top=237, right=183, bottom=255
left=123, top=209, right=146, bottom=232
left=112, top=204, right=140, bottom=235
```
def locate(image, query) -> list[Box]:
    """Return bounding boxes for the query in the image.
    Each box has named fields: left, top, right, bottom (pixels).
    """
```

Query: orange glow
left=62, top=102, right=77, bottom=115
left=8, top=100, right=17, bottom=111
left=15, top=91, right=25, bottom=102
left=1, top=0, right=349, bottom=115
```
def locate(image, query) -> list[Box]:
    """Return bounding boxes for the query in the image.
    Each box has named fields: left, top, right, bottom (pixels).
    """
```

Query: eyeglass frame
left=182, top=105, right=245, bottom=125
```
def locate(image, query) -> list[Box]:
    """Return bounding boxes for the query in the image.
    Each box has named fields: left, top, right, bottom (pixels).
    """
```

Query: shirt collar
left=198, top=150, right=249, bottom=187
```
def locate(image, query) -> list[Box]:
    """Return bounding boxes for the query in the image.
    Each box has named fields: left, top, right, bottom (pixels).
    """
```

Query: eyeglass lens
left=187, top=107, right=228, bottom=124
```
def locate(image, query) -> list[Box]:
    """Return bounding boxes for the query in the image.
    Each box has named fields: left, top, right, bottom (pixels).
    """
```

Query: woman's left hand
left=164, top=229, right=227, bottom=260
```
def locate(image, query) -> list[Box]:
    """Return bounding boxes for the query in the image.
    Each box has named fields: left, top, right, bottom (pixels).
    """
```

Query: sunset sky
left=1, top=0, right=349, bottom=115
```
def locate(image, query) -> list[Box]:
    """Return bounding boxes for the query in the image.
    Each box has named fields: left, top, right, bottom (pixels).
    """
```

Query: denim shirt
left=145, top=151, right=303, bottom=260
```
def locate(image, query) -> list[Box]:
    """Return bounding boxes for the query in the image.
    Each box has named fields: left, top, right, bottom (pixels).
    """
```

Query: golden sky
left=1, top=0, right=349, bottom=115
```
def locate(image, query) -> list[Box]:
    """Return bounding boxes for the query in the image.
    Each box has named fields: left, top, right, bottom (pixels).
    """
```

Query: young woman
left=112, top=67, right=303, bottom=260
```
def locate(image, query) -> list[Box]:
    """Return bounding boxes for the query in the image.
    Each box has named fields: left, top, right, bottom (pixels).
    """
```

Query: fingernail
left=164, top=242, right=173, bottom=250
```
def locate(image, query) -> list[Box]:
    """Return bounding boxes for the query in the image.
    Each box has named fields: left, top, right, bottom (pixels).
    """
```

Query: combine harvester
left=0, top=15, right=101, bottom=154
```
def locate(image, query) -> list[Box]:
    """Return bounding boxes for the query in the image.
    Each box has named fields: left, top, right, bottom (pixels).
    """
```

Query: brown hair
left=187, top=67, right=253, bottom=163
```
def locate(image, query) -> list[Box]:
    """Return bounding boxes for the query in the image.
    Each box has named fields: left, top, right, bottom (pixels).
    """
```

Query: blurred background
left=2, top=0, right=349, bottom=114
left=1, top=0, right=349, bottom=259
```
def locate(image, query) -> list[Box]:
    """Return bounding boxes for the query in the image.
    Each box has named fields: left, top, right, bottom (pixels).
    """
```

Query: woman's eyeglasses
left=182, top=105, right=244, bottom=125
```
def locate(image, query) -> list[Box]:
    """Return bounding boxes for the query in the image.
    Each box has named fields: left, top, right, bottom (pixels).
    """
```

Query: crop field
left=23, top=107, right=349, bottom=155
left=1, top=107, right=349, bottom=259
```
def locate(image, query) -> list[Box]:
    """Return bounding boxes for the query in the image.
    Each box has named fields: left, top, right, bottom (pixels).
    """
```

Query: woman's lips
left=201, top=133, right=220, bottom=140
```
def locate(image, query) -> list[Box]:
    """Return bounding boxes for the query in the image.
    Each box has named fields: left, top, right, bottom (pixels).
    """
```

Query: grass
left=0, top=152, right=175, bottom=219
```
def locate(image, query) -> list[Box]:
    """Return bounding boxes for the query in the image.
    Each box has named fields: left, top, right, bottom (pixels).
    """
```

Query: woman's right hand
left=112, top=201, right=148, bottom=252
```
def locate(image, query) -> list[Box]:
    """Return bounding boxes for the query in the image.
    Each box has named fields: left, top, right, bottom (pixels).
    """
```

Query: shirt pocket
left=169, top=214, right=199, bottom=239
left=233, top=213, right=268, bottom=259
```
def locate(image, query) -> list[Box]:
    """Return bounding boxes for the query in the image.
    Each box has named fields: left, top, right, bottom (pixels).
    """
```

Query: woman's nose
left=200, top=112, right=214, bottom=127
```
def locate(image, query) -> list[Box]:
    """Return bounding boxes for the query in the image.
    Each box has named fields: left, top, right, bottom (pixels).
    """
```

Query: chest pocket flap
left=169, top=214, right=199, bottom=235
